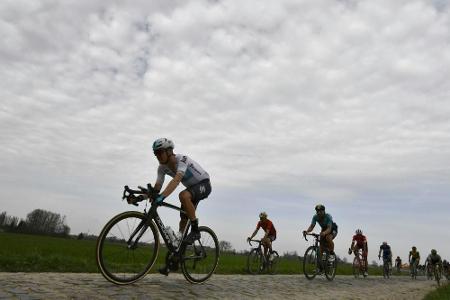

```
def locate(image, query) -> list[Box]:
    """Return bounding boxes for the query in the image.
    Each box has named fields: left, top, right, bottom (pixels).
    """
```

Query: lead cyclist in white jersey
left=151, top=138, right=211, bottom=239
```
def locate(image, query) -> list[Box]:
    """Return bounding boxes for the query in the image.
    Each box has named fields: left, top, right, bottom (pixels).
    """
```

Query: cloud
left=1, top=0, right=450, bottom=262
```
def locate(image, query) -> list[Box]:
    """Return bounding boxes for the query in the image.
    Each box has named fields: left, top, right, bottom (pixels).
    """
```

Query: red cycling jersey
left=257, top=219, right=276, bottom=237
left=352, top=234, right=367, bottom=248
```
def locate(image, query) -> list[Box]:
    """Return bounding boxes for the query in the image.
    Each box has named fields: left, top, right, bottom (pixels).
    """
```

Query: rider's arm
left=305, top=224, right=314, bottom=233
left=154, top=182, right=162, bottom=192
left=160, top=172, right=183, bottom=198
left=249, top=228, right=259, bottom=239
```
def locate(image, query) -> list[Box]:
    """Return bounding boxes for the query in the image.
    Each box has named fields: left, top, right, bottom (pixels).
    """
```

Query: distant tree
left=25, top=209, right=70, bottom=236
left=0, top=211, right=6, bottom=226
left=283, top=251, right=298, bottom=258
left=77, top=233, right=84, bottom=240
left=342, top=257, right=348, bottom=263
left=371, top=260, right=378, bottom=267
left=219, top=240, right=233, bottom=252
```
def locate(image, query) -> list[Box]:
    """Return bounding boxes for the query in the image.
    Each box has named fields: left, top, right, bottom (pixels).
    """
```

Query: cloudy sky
left=1, top=0, right=449, bottom=264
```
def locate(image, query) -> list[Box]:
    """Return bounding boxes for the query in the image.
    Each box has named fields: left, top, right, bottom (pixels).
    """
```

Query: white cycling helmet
left=152, top=138, right=174, bottom=152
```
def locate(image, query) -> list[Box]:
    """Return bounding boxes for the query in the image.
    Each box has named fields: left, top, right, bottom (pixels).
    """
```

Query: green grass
left=0, top=232, right=384, bottom=275
left=423, top=282, right=450, bottom=300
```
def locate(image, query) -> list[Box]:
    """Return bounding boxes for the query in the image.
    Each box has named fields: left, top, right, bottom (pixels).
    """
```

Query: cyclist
left=348, top=229, right=368, bottom=276
left=247, top=212, right=277, bottom=261
left=131, top=138, right=211, bottom=276
left=303, top=204, right=338, bottom=261
left=395, top=256, right=402, bottom=273
left=408, top=246, right=420, bottom=277
left=428, top=249, right=443, bottom=276
left=378, top=241, right=392, bottom=274
left=443, top=259, right=449, bottom=279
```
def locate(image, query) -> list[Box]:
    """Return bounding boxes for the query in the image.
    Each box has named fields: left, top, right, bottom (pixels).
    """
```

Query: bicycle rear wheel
left=96, top=211, right=159, bottom=285
left=181, top=226, right=219, bottom=284
left=352, top=257, right=360, bottom=278
left=268, top=251, right=280, bottom=275
left=303, top=246, right=318, bottom=280
left=247, top=248, right=263, bottom=275
left=325, top=251, right=337, bottom=281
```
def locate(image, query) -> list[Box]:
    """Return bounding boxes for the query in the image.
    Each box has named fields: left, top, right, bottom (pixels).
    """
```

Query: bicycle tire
left=352, top=256, right=360, bottom=278
left=268, top=251, right=280, bottom=275
left=383, top=261, right=389, bottom=278
left=247, top=248, right=262, bottom=275
left=96, top=211, right=159, bottom=285
left=180, top=226, right=219, bottom=284
left=434, top=266, right=441, bottom=286
left=325, top=250, right=337, bottom=281
left=303, top=246, right=318, bottom=280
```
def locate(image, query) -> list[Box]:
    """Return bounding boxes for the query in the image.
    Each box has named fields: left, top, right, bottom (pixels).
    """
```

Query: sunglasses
left=154, top=149, right=165, bottom=156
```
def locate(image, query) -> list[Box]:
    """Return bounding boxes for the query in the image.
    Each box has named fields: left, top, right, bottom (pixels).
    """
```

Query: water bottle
left=166, top=227, right=177, bottom=245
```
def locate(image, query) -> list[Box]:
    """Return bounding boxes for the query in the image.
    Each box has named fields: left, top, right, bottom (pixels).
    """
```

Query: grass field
left=423, top=282, right=450, bottom=300
left=1, top=232, right=386, bottom=275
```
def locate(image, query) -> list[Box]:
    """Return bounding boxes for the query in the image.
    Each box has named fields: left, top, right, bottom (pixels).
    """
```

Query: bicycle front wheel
left=181, top=226, right=219, bottom=284
left=303, top=246, right=318, bottom=280
left=325, top=251, right=337, bottom=281
left=247, top=248, right=263, bottom=275
left=268, top=251, right=280, bottom=275
left=96, top=211, right=159, bottom=285
left=384, top=262, right=390, bottom=278
left=434, top=267, right=441, bottom=286
left=352, top=257, right=360, bottom=278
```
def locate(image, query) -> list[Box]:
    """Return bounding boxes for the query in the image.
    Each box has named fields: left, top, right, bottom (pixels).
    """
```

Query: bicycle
left=247, top=239, right=279, bottom=275
left=302, top=232, right=337, bottom=281
left=350, top=248, right=367, bottom=278
left=95, top=184, right=220, bottom=285
left=410, top=260, right=418, bottom=279
left=379, top=256, right=391, bottom=279
left=432, top=264, right=442, bottom=286
left=395, top=262, right=401, bottom=274
left=426, top=262, right=433, bottom=280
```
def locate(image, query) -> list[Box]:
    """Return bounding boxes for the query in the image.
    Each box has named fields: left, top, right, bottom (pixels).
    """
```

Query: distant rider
left=303, top=204, right=338, bottom=260
left=408, top=246, right=420, bottom=277
left=247, top=212, right=277, bottom=261
left=378, top=241, right=392, bottom=274
left=349, top=229, right=368, bottom=276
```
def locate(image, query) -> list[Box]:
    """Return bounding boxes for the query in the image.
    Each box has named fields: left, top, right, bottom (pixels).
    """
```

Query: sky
left=1, top=0, right=450, bottom=265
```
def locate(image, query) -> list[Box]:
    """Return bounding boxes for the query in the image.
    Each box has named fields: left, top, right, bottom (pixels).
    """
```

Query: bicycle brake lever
left=138, top=185, right=148, bottom=193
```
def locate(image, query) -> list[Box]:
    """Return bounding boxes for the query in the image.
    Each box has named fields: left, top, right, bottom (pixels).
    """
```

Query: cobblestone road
left=0, top=273, right=440, bottom=299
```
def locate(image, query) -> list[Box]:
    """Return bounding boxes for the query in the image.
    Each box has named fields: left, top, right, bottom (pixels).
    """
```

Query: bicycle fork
left=127, top=221, right=148, bottom=249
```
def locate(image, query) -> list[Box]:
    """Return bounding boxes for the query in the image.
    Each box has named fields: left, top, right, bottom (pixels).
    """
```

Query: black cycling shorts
left=180, top=179, right=211, bottom=219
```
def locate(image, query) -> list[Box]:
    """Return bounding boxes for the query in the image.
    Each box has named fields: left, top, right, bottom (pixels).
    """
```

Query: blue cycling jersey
left=311, top=213, right=333, bottom=230
left=380, top=244, right=392, bottom=258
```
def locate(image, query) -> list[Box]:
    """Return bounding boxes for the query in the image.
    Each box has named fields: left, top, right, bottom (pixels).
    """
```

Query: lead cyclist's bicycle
left=95, top=184, right=219, bottom=284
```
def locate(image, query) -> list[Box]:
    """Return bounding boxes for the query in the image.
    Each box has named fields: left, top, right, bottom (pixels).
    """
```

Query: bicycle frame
left=248, top=240, right=267, bottom=261
left=304, top=233, right=324, bottom=268
left=123, top=185, right=192, bottom=254
left=353, top=249, right=365, bottom=272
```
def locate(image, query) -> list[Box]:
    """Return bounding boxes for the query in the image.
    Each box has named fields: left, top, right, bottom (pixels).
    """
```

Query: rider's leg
left=262, top=237, right=270, bottom=258
left=326, top=234, right=335, bottom=254
left=179, top=190, right=197, bottom=232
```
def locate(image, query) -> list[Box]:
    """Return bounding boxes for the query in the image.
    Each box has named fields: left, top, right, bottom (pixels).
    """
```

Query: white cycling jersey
left=156, top=154, right=209, bottom=188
